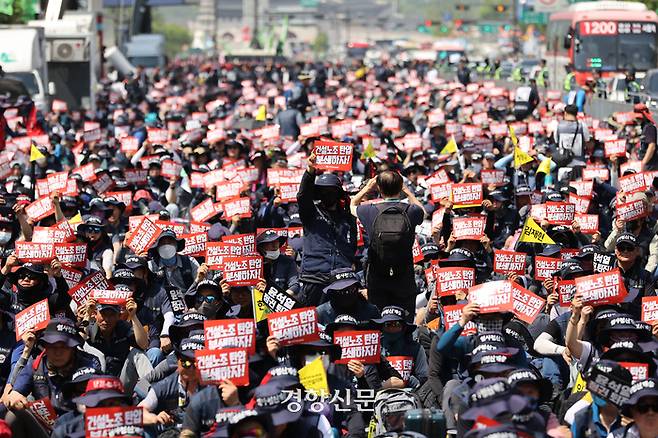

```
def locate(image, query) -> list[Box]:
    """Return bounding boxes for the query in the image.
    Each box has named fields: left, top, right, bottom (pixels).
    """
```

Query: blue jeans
left=146, top=347, right=165, bottom=367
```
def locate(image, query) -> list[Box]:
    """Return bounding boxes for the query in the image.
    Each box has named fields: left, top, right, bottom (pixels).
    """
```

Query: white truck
left=124, top=34, right=166, bottom=70
left=0, top=26, right=51, bottom=112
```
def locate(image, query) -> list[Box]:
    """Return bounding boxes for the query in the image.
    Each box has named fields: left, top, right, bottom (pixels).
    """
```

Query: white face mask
left=158, top=244, right=177, bottom=259
left=0, top=231, right=11, bottom=244
left=264, top=250, right=280, bottom=261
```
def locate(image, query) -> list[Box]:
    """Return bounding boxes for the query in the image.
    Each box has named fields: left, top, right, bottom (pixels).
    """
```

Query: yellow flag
left=572, top=372, right=587, bottom=394
left=252, top=289, right=271, bottom=322
left=514, top=147, right=533, bottom=169
left=298, top=356, right=330, bottom=395
left=509, top=125, right=518, bottom=146
left=440, top=136, right=458, bottom=155
left=68, top=212, right=82, bottom=225
left=361, top=140, right=376, bottom=159
left=255, top=105, right=267, bottom=122
left=30, top=144, right=45, bottom=162
left=537, top=157, right=552, bottom=175
left=519, top=217, right=556, bottom=244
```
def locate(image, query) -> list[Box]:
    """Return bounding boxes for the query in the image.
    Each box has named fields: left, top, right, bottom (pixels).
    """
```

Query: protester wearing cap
left=51, top=376, right=132, bottom=438
left=350, top=170, right=425, bottom=318
left=255, top=229, right=299, bottom=296
left=83, top=289, right=151, bottom=394
left=316, top=268, right=380, bottom=326
left=609, top=232, right=655, bottom=317
left=635, top=103, right=658, bottom=170
left=615, top=378, right=658, bottom=438
left=139, top=338, right=205, bottom=433
left=5, top=318, right=102, bottom=435
left=147, top=229, right=201, bottom=292
left=369, top=306, right=428, bottom=389
left=78, top=215, right=114, bottom=278
left=483, top=188, right=519, bottom=249
left=296, top=151, right=357, bottom=307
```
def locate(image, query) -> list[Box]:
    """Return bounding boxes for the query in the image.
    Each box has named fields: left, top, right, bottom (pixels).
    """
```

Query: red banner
left=512, top=284, right=545, bottom=324
left=545, top=202, right=575, bottom=225
left=616, top=199, right=647, bottom=221
left=68, top=271, right=109, bottom=307
left=32, top=226, right=73, bottom=244
left=25, top=196, right=55, bottom=222
left=147, top=128, right=168, bottom=143
left=15, top=298, right=50, bottom=341
left=451, top=183, right=483, bottom=207
left=534, top=256, right=562, bottom=281
left=215, top=181, right=243, bottom=202
left=90, top=289, right=132, bottom=306
left=430, top=182, right=453, bottom=202
left=222, top=197, right=252, bottom=219
left=120, top=136, right=139, bottom=154
left=334, top=330, right=381, bottom=364
left=161, top=160, right=182, bottom=179
left=154, top=220, right=186, bottom=237
left=221, top=255, right=263, bottom=286
left=190, top=198, right=221, bottom=223
left=412, top=239, right=424, bottom=264
left=180, top=232, right=208, bottom=257
left=91, top=173, right=114, bottom=194
left=27, top=398, right=57, bottom=430
left=568, top=193, right=591, bottom=214
left=604, top=138, right=627, bottom=157
left=124, top=169, right=148, bottom=185
left=583, top=166, right=610, bottom=181
left=84, top=406, right=143, bottom=438
left=443, top=304, right=477, bottom=336
left=641, top=296, right=658, bottom=325
left=620, top=362, right=649, bottom=383
left=387, top=356, right=414, bottom=382
left=278, top=183, right=300, bottom=203
left=452, top=216, right=486, bottom=240
left=221, top=234, right=256, bottom=255
left=574, top=269, right=628, bottom=306
left=556, top=280, right=577, bottom=307
left=434, top=267, right=475, bottom=297
left=15, top=241, right=54, bottom=263
left=575, top=214, right=599, bottom=234
left=205, top=242, right=241, bottom=269
left=125, top=217, right=162, bottom=255
left=481, top=170, right=505, bottom=186
left=570, top=180, right=594, bottom=197
left=619, top=172, right=647, bottom=194
left=467, top=280, right=514, bottom=314
left=267, top=307, right=320, bottom=346
left=204, top=319, right=256, bottom=353
left=493, top=250, right=527, bottom=275
left=195, top=348, right=250, bottom=386
left=54, top=243, right=87, bottom=268
left=313, top=140, right=353, bottom=171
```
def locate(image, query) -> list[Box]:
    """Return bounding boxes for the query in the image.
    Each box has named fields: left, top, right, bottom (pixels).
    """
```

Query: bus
left=546, top=1, right=658, bottom=86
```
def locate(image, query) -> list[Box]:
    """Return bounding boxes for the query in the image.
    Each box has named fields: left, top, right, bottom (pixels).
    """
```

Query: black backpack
left=369, top=203, right=415, bottom=277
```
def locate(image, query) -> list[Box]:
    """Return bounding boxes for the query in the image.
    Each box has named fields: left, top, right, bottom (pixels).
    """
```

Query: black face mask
left=320, top=192, right=339, bottom=208
left=197, top=300, right=220, bottom=318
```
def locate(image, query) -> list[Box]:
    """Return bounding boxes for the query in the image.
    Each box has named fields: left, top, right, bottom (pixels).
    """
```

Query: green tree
left=312, top=31, right=329, bottom=57
left=152, top=12, right=192, bottom=58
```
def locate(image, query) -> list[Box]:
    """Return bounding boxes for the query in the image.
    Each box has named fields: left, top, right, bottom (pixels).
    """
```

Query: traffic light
left=496, top=4, right=507, bottom=12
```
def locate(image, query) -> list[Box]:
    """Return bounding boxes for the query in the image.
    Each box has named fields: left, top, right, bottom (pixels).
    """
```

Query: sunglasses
left=617, top=245, right=635, bottom=253
left=197, top=295, right=217, bottom=304
left=179, top=359, right=195, bottom=369
left=18, top=273, right=38, bottom=281
left=635, top=402, right=658, bottom=414
left=86, top=226, right=102, bottom=233
left=384, top=321, right=403, bottom=328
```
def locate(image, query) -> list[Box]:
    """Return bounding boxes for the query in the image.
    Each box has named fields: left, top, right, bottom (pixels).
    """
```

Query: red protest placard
left=575, top=269, right=628, bottom=306
left=128, top=214, right=159, bottom=231
left=195, top=348, right=250, bottom=386
left=493, top=250, right=527, bottom=275
left=125, top=217, right=162, bottom=255
left=575, top=214, right=599, bottom=234
left=387, top=356, right=414, bottom=382
left=570, top=180, right=594, bottom=197
left=451, top=183, right=483, bottom=207
left=15, top=298, right=50, bottom=341
left=221, top=234, right=256, bottom=255
left=481, top=170, right=505, bottom=186
left=25, top=196, right=55, bottom=222
left=467, top=280, right=514, bottom=314
left=215, top=181, right=243, bottom=202
left=545, top=202, right=575, bottom=225
left=147, top=128, right=168, bottom=143
left=534, top=257, right=562, bottom=281
left=54, top=243, right=87, bottom=268
left=84, top=406, right=143, bottom=438
left=619, top=172, right=647, bottom=194
left=222, top=256, right=263, bottom=286
left=443, top=304, right=477, bottom=336
left=27, top=398, right=57, bottom=430
left=222, top=197, right=252, bottom=219
left=434, top=267, right=475, bottom=297
left=430, top=182, right=453, bottom=202
left=91, top=173, right=114, bottom=194
left=556, top=280, right=577, bottom=307
left=604, top=138, right=627, bottom=157
left=46, top=171, right=68, bottom=193
left=161, top=160, right=182, bottom=179
left=180, top=232, right=207, bottom=257
left=313, top=140, right=353, bottom=172
left=190, top=198, right=221, bottom=223
left=620, top=362, right=649, bottom=383
left=452, top=216, right=487, bottom=240
left=617, top=199, right=647, bottom=221
left=568, top=193, right=591, bottom=214
left=278, top=183, right=300, bottom=203
left=205, top=242, right=241, bottom=269
left=120, top=136, right=140, bottom=154
left=15, top=241, right=54, bottom=263
left=83, top=128, right=101, bottom=143
left=32, top=226, right=70, bottom=244
left=583, top=166, right=610, bottom=181
left=411, top=239, right=424, bottom=264
left=124, top=169, right=148, bottom=185
left=61, top=266, right=83, bottom=288
left=68, top=271, right=109, bottom=307
left=154, top=220, right=186, bottom=237
left=204, top=319, right=256, bottom=353
left=91, top=289, right=132, bottom=306
left=267, top=307, right=320, bottom=346
left=104, top=191, right=133, bottom=213
left=334, top=330, right=381, bottom=364
left=641, top=296, right=658, bottom=325
left=512, top=284, right=545, bottom=324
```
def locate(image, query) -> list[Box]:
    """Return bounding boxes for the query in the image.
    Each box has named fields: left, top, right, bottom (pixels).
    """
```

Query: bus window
left=618, top=31, right=657, bottom=70
left=574, top=27, right=617, bottom=71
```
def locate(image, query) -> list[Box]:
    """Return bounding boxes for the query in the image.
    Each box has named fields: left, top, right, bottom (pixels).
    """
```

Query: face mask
left=0, top=231, right=11, bottom=244
left=264, top=250, right=280, bottom=261
left=197, top=300, right=220, bottom=318
left=320, top=192, right=339, bottom=207
left=158, top=244, right=177, bottom=260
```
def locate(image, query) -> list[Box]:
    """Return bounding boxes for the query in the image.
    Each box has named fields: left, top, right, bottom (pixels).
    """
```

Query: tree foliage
left=152, top=12, right=192, bottom=58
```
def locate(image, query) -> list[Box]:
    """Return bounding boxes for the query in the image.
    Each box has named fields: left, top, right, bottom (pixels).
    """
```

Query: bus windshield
left=574, top=21, right=657, bottom=71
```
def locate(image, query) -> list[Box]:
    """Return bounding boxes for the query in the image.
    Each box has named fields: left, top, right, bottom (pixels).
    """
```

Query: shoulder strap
left=570, top=121, right=580, bottom=151
left=180, top=255, right=194, bottom=286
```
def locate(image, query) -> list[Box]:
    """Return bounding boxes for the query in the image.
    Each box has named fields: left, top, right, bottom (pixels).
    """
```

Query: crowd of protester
left=0, top=56, right=655, bottom=438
